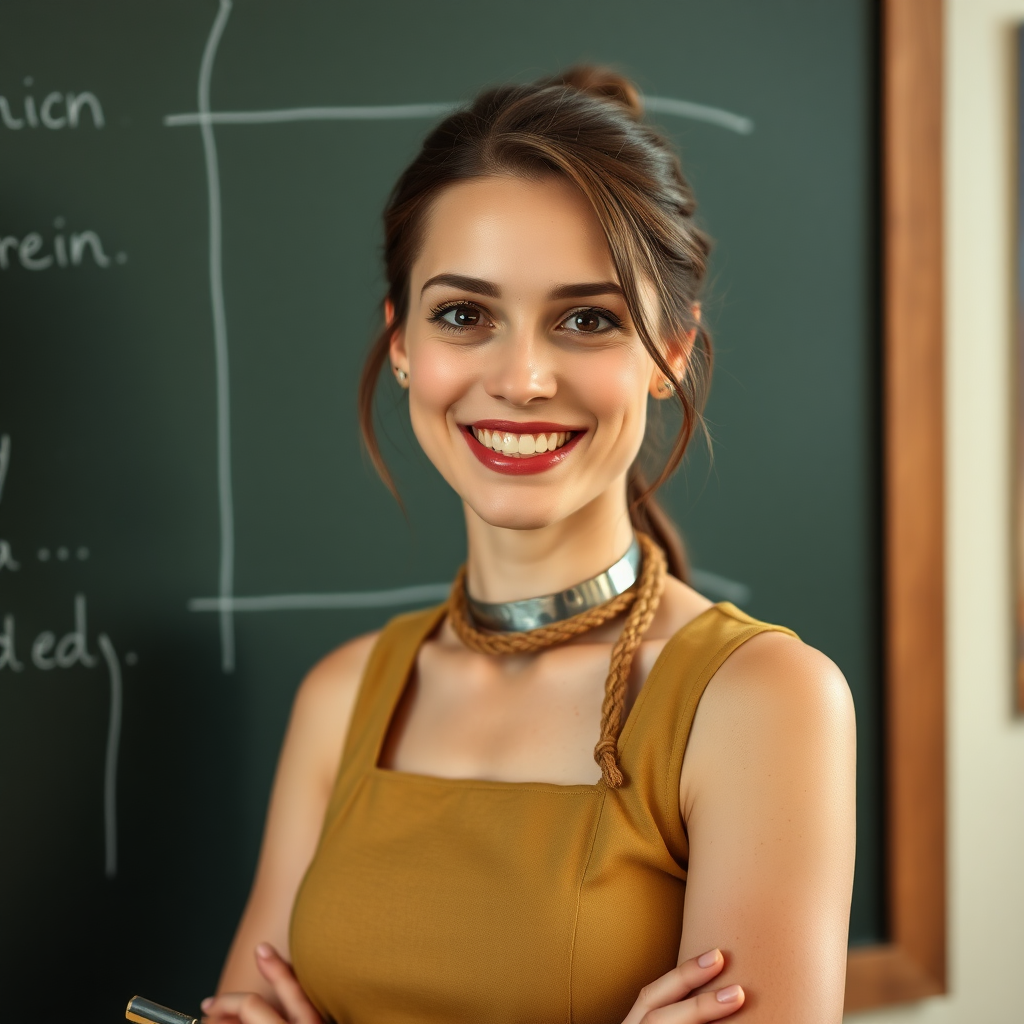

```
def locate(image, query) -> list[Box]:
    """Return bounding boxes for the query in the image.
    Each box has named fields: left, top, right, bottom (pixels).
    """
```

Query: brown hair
left=357, top=66, right=712, bottom=579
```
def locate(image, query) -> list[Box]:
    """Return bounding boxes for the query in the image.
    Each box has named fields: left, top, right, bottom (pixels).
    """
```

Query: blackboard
left=0, top=1, right=880, bottom=1018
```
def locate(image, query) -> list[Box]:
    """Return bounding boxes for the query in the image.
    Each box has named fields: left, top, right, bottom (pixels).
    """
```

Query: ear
left=386, top=298, right=410, bottom=388
left=648, top=304, right=700, bottom=400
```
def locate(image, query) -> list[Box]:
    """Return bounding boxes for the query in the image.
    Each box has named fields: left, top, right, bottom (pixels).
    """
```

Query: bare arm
left=216, top=632, right=378, bottom=998
left=677, top=632, right=857, bottom=1023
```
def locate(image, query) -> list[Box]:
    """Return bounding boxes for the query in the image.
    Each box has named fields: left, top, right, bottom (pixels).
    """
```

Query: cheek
left=570, top=349, right=651, bottom=436
left=406, top=341, right=469, bottom=444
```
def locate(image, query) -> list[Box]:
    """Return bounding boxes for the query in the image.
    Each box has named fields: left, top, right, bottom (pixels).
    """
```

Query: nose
left=482, top=327, right=557, bottom=407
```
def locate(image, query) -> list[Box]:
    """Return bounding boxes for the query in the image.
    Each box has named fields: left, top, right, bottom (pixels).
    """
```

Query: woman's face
left=391, top=174, right=672, bottom=532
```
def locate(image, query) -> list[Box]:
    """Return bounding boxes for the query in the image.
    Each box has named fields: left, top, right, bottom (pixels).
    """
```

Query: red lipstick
left=461, top=423, right=587, bottom=476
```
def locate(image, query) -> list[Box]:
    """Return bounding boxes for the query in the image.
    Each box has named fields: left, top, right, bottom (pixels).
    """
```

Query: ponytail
left=627, top=466, right=688, bottom=581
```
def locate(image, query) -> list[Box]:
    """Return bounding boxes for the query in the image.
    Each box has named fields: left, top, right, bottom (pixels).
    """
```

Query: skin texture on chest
left=378, top=633, right=669, bottom=787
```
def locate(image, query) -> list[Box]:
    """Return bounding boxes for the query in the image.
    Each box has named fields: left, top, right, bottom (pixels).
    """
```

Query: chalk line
left=187, top=568, right=750, bottom=615
left=199, top=0, right=236, bottom=673
left=163, top=97, right=753, bottom=134
left=0, top=434, right=10, bottom=505
left=643, top=96, right=753, bottom=135
left=689, top=568, right=752, bottom=605
left=98, top=634, right=122, bottom=880
left=164, top=103, right=457, bottom=126
left=189, top=583, right=452, bottom=613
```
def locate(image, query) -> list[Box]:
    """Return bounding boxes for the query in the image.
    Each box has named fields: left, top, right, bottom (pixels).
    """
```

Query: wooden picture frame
left=844, top=0, right=947, bottom=1011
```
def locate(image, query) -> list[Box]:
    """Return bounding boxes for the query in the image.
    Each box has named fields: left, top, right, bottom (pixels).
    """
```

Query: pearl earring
left=658, top=378, right=674, bottom=394
left=394, top=367, right=408, bottom=384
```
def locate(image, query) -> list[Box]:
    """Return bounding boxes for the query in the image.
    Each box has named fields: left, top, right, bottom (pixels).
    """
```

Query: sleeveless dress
left=290, top=600, right=795, bottom=1024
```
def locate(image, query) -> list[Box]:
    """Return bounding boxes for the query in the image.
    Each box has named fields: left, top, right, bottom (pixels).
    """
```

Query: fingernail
left=716, top=985, right=743, bottom=1004
left=697, top=948, right=720, bottom=968
left=200, top=998, right=213, bottom=1011
left=256, top=942, right=272, bottom=958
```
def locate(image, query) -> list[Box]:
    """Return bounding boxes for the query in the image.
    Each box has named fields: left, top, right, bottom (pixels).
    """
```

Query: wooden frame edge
left=844, top=0, right=947, bottom=1013
left=846, top=946, right=944, bottom=1011
left=1015, top=23, right=1024, bottom=717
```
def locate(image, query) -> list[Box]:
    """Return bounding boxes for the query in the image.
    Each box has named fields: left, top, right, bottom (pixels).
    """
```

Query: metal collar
left=465, top=536, right=641, bottom=632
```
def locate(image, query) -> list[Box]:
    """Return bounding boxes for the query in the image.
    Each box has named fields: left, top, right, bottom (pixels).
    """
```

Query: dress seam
left=365, top=766, right=605, bottom=795
left=566, top=787, right=608, bottom=1024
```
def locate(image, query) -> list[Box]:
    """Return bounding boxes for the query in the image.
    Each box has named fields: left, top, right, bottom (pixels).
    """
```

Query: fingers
left=622, top=949, right=727, bottom=1024
left=253, top=943, right=322, bottom=1024
left=638, top=985, right=745, bottom=1024
left=199, top=944, right=321, bottom=1024
left=200, top=991, right=283, bottom=1024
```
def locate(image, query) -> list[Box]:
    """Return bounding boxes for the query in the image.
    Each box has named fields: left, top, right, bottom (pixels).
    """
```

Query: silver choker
left=465, top=536, right=641, bottom=632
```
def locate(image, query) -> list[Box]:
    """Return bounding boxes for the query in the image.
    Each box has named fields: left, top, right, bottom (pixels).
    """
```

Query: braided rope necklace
left=447, top=532, right=667, bottom=788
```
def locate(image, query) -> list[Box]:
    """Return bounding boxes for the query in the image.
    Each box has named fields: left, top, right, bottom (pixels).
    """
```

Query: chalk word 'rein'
left=0, top=219, right=120, bottom=271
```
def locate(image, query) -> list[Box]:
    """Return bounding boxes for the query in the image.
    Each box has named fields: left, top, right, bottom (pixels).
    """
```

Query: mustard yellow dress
left=290, top=601, right=794, bottom=1024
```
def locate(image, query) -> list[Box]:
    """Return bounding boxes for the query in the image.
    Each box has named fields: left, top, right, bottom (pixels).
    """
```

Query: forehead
left=412, top=175, right=617, bottom=292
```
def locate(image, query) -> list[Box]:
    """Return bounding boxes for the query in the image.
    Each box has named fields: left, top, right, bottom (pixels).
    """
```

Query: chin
left=464, top=487, right=574, bottom=532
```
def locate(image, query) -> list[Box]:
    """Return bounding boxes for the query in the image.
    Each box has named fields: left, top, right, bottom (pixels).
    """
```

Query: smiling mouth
left=461, top=421, right=587, bottom=476
left=469, top=426, right=577, bottom=458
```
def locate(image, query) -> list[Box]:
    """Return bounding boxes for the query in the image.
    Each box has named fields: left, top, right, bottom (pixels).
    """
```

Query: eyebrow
left=421, top=273, right=499, bottom=297
left=420, top=273, right=623, bottom=301
left=548, top=281, right=623, bottom=300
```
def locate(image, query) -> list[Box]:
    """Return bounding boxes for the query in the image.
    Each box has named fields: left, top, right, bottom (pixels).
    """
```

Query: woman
left=202, top=67, right=855, bottom=1024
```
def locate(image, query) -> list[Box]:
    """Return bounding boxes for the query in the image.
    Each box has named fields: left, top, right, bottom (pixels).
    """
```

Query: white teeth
left=472, top=428, right=575, bottom=455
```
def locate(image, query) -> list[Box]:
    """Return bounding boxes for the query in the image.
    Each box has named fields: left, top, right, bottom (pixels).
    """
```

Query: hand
left=201, top=944, right=323, bottom=1024
left=621, top=949, right=745, bottom=1024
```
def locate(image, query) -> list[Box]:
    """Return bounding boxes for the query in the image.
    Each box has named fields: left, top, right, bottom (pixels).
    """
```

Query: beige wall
left=846, top=1, right=1024, bottom=1021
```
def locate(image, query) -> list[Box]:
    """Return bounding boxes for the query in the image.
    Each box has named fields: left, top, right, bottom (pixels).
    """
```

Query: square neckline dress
left=290, top=600, right=794, bottom=1024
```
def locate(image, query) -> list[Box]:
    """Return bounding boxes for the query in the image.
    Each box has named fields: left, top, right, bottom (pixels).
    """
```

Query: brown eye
left=571, top=313, right=600, bottom=332
left=561, top=309, right=618, bottom=334
left=439, top=305, right=482, bottom=328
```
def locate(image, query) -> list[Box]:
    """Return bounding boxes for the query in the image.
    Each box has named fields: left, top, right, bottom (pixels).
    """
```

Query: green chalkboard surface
left=0, top=1, right=879, bottom=1018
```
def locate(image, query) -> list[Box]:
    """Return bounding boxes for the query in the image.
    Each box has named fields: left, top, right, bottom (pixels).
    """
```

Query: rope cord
left=447, top=532, right=668, bottom=788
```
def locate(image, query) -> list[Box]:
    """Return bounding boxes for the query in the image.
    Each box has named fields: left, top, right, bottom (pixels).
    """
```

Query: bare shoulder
left=283, top=629, right=382, bottom=797
left=710, top=628, right=853, bottom=724
left=680, top=628, right=855, bottom=814
left=293, top=629, right=380, bottom=727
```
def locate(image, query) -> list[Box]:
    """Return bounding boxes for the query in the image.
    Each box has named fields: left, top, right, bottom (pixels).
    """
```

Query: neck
left=463, top=484, right=636, bottom=603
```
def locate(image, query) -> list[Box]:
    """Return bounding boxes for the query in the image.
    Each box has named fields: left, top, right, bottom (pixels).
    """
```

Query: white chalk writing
left=0, top=77, right=104, bottom=130
left=0, top=540, right=19, bottom=572
left=0, top=219, right=121, bottom=271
